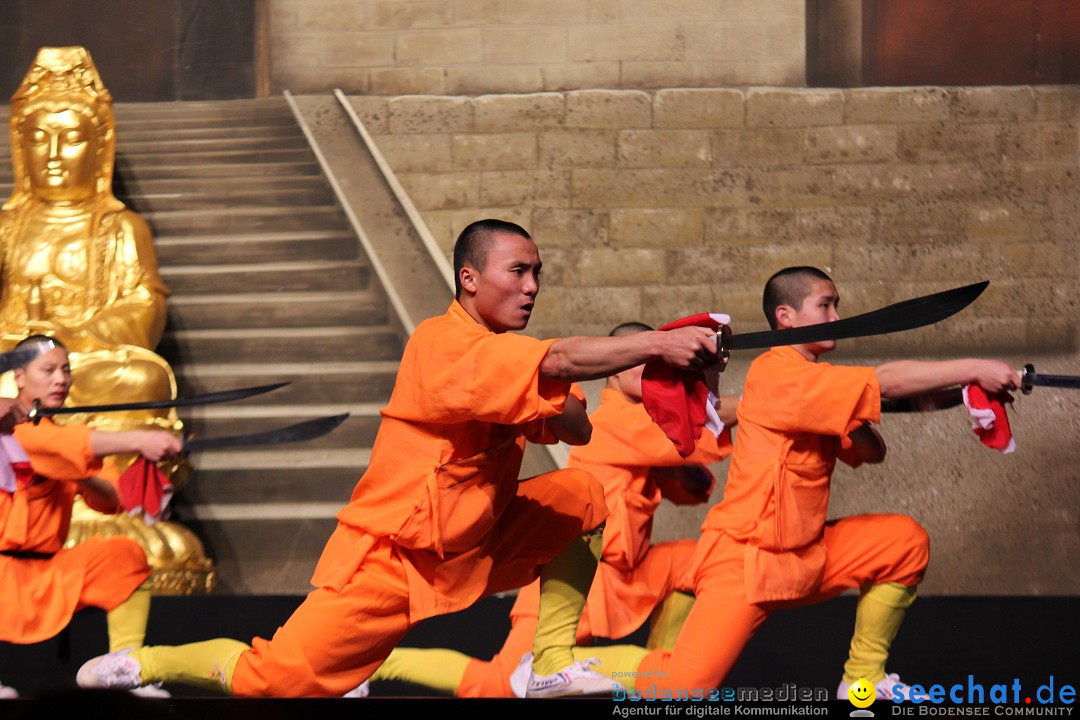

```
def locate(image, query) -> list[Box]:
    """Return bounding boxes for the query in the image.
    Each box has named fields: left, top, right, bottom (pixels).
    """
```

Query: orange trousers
left=232, top=468, right=605, bottom=698
left=457, top=538, right=697, bottom=698
left=0, top=535, right=150, bottom=645
left=637, top=514, right=929, bottom=692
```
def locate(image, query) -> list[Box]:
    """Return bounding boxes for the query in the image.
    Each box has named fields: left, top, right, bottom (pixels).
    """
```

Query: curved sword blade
left=36, top=382, right=290, bottom=419
left=724, top=281, right=988, bottom=352
left=184, top=414, right=350, bottom=453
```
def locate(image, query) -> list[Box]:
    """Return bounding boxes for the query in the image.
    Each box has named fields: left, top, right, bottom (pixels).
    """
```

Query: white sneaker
left=77, top=648, right=145, bottom=691
left=344, top=681, right=370, bottom=698
left=525, top=657, right=623, bottom=698
left=130, top=683, right=171, bottom=698
left=838, top=673, right=910, bottom=701
left=0, top=682, right=17, bottom=699
left=509, top=652, right=532, bottom=698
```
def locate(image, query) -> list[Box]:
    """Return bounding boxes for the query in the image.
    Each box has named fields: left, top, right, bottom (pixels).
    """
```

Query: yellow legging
left=842, top=581, right=917, bottom=684
left=134, top=639, right=250, bottom=694
left=106, top=580, right=152, bottom=653
left=530, top=530, right=602, bottom=676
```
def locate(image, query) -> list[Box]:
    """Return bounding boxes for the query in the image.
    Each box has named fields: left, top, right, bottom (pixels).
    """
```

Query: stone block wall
left=269, top=0, right=806, bottom=94
left=352, top=86, right=1079, bottom=346
left=348, top=85, right=1080, bottom=594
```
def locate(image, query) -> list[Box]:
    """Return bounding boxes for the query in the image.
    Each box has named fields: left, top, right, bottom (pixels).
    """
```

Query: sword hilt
left=28, top=400, right=42, bottom=425
left=1021, top=363, right=1035, bottom=395
left=716, top=324, right=732, bottom=372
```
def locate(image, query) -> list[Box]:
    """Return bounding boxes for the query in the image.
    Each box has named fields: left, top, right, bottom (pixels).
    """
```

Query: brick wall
left=351, top=86, right=1079, bottom=350
left=269, top=0, right=805, bottom=94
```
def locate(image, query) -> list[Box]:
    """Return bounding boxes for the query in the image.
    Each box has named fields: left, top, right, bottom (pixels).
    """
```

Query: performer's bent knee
left=883, top=515, right=930, bottom=585
left=526, top=467, right=608, bottom=532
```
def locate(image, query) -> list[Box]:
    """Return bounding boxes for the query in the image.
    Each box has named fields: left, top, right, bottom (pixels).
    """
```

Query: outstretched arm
left=875, top=359, right=1020, bottom=400
left=89, top=429, right=183, bottom=462
left=540, top=326, right=720, bottom=382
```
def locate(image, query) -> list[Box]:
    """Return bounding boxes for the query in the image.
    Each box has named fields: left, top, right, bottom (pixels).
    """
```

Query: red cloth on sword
left=641, top=312, right=730, bottom=457
left=118, top=457, right=174, bottom=524
left=962, top=385, right=1016, bottom=453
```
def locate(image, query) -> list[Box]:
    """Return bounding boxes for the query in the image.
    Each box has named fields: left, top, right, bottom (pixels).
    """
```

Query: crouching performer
left=0, top=335, right=182, bottom=697
left=562, top=267, right=1021, bottom=701
left=77, top=219, right=723, bottom=698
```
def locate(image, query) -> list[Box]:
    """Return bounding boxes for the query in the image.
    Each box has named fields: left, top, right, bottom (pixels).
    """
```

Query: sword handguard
left=717, top=324, right=732, bottom=372
left=1021, top=363, right=1035, bottom=395
left=28, top=400, right=42, bottom=426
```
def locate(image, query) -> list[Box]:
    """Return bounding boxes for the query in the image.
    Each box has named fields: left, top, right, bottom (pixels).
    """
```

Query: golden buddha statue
left=0, top=47, right=214, bottom=594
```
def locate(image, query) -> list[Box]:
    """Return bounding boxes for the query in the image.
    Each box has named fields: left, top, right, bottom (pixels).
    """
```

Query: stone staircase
left=0, top=98, right=404, bottom=593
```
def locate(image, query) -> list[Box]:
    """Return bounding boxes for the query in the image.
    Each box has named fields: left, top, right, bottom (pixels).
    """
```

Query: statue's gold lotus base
left=65, top=499, right=216, bottom=595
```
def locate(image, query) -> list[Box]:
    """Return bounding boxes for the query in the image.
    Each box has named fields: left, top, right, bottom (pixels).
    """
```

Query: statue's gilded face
left=20, top=108, right=98, bottom=203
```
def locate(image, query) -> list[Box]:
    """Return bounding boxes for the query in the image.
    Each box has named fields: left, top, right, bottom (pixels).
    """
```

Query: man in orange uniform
left=77, top=219, right=723, bottom=698
left=0, top=336, right=182, bottom=698
left=371, top=321, right=739, bottom=697
left=585, top=267, right=1021, bottom=700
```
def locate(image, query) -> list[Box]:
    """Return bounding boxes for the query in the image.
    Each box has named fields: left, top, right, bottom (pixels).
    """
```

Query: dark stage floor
left=0, top=594, right=1076, bottom=714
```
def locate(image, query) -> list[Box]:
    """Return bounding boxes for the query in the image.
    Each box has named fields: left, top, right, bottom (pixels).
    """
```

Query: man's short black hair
left=453, top=219, right=532, bottom=299
left=608, top=322, right=654, bottom=337
left=762, top=266, right=834, bottom=330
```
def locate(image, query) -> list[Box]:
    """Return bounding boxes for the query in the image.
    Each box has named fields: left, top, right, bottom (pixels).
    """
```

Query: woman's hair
left=13, top=334, right=66, bottom=368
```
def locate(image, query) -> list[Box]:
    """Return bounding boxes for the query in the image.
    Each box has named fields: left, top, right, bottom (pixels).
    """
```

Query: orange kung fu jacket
left=702, top=346, right=880, bottom=604
left=0, top=420, right=141, bottom=643
left=566, top=387, right=733, bottom=637
left=318, top=300, right=596, bottom=620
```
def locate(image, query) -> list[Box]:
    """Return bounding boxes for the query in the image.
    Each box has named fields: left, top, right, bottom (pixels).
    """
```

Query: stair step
left=161, top=259, right=369, bottom=295
left=166, top=290, right=389, bottom=330
left=123, top=185, right=336, bottom=212
left=114, top=115, right=299, bottom=133
left=153, top=230, right=358, bottom=265
left=145, top=206, right=345, bottom=234
left=159, top=326, right=402, bottom=364
left=166, top=516, right=338, bottom=593
left=174, top=361, right=400, bottom=405
left=116, top=122, right=304, bottom=140
left=180, top=465, right=362, bottom=505
left=114, top=161, right=322, bottom=180
left=116, top=147, right=315, bottom=166
left=190, top=447, right=370, bottom=471
left=116, top=136, right=311, bottom=155
left=113, top=174, right=329, bottom=195
left=114, top=100, right=293, bottom=122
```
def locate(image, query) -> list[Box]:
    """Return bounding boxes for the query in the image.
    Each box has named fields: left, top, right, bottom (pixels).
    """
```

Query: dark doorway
left=0, top=0, right=261, bottom=101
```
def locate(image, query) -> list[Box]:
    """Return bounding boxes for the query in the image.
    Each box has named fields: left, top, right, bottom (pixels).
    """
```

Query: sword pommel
left=28, top=400, right=42, bottom=425
left=717, top=324, right=732, bottom=372
left=1021, top=363, right=1035, bottom=395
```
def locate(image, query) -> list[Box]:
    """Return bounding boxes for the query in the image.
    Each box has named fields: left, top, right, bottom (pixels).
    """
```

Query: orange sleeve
left=13, top=420, right=103, bottom=482
left=522, top=382, right=588, bottom=445
left=741, top=354, right=880, bottom=437
left=97, top=458, right=122, bottom=488
left=387, top=309, right=572, bottom=426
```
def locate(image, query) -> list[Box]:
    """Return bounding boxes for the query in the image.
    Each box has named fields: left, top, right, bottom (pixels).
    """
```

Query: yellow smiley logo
left=847, top=678, right=876, bottom=708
